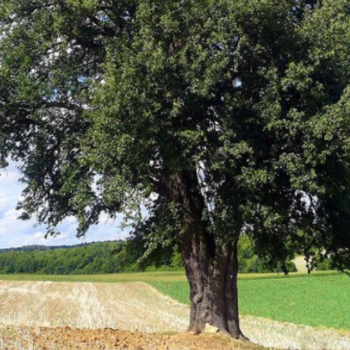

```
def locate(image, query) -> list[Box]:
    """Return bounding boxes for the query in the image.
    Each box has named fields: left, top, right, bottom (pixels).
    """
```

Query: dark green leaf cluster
left=238, top=235, right=296, bottom=273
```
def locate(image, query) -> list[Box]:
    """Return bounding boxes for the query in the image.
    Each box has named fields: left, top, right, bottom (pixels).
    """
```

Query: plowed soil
left=0, top=326, right=262, bottom=350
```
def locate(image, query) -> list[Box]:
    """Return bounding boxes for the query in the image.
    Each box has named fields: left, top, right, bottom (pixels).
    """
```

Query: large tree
left=1, top=0, right=350, bottom=339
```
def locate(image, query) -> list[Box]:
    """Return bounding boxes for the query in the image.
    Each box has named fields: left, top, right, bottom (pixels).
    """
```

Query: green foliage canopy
left=1, top=0, right=350, bottom=270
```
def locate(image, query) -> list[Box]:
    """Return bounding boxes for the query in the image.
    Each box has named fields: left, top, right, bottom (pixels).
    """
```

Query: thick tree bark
left=180, top=230, right=246, bottom=339
left=164, top=171, right=247, bottom=340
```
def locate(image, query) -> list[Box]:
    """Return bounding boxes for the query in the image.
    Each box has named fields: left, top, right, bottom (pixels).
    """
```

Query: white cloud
left=0, top=192, right=9, bottom=212
left=0, top=171, right=19, bottom=185
left=0, top=209, right=33, bottom=237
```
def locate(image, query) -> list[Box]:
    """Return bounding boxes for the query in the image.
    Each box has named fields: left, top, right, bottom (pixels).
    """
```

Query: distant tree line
left=0, top=241, right=132, bottom=274
left=0, top=237, right=297, bottom=275
left=0, top=243, right=91, bottom=253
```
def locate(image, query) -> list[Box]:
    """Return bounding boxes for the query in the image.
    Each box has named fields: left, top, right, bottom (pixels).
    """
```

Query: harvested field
left=0, top=281, right=350, bottom=350
left=0, top=281, right=188, bottom=332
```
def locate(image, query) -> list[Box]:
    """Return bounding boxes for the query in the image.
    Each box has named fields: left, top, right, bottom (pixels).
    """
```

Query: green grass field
left=0, top=270, right=348, bottom=330
left=150, top=273, right=350, bottom=330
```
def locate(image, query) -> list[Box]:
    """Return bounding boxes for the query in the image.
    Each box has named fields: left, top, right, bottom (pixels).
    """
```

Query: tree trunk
left=164, top=171, right=246, bottom=340
left=180, top=231, right=246, bottom=340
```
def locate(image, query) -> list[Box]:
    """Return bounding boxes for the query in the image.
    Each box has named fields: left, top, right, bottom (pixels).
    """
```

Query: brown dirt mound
left=1, top=326, right=263, bottom=350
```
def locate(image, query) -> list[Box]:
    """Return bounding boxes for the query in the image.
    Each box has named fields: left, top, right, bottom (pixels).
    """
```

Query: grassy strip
left=0, top=271, right=186, bottom=283
left=0, top=269, right=338, bottom=283
left=150, top=273, right=350, bottom=331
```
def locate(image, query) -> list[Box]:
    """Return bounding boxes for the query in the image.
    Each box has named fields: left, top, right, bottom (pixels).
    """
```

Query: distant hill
left=0, top=241, right=121, bottom=254
left=0, top=240, right=139, bottom=275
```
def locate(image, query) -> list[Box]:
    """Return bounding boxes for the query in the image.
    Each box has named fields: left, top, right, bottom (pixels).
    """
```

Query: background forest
left=0, top=236, right=305, bottom=275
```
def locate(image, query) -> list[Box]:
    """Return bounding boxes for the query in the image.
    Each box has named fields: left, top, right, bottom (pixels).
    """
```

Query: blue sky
left=0, top=161, right=129, bottom=249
